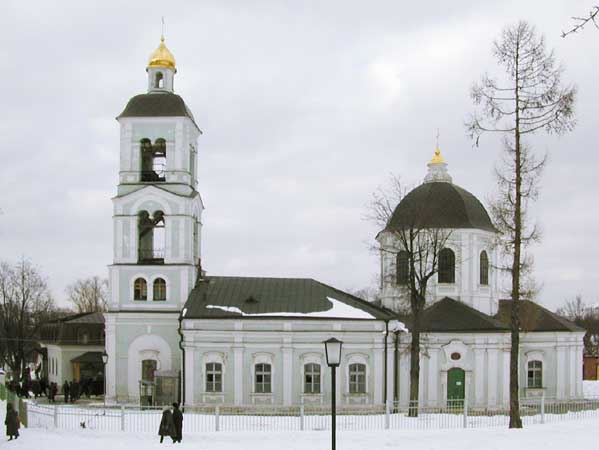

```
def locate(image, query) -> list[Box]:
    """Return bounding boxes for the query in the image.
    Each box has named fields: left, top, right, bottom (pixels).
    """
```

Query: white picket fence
left=24, top=397, right=599, bottom=433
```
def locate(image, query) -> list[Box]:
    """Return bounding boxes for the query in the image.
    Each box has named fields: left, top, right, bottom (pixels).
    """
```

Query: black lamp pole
left=101, top=351, right=108, bottom=412
left=324, top=337, right=343, bottom=450
left=331, top=365, right=336, bottom=450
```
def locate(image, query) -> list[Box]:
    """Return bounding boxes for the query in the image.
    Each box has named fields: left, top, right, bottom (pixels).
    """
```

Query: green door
left=447, top=368, right=465, bottom=406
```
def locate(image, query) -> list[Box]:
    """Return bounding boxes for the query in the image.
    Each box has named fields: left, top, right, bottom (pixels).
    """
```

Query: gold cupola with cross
left=146, top=35, right=177, bottom=93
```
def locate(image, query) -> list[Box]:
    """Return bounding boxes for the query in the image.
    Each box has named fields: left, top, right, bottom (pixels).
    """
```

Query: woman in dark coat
left=172, top=403, right=183, bottom=443
left=5, top=403, right=19, bottom=440
left=158, top=408, right=175, bottom=443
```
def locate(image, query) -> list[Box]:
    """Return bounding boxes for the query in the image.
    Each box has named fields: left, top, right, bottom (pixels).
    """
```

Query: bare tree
left=562, top=5, right=599, bottom=37
left=466, top=21, right=576, bottom=428
left=556, top=295, right=599, bottom=356
left=66, top=276, right=108, bottom=313
left=366, top=174, right=451, bottom=416
left=556, top=294, right=588, bottom=321
left=0, top=258, right=56, bottom=377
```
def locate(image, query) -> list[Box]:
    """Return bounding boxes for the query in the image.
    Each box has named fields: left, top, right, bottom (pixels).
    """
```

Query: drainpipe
left=383, top=320, right=389, bottom=404
left=393, top=331, right=400, bottom=405
left=177, top=308, right=187, bottom=409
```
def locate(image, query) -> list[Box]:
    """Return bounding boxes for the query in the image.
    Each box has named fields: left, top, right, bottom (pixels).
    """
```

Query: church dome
left=384, top=149, right=496, bottom=233
left=148, top=36, right=176, bottom=71
left=386, top=182, right=496, bottom=232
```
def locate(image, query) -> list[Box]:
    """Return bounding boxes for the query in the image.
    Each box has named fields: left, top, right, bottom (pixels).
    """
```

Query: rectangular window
left=349, top=363, right=366, bottom=394
left=527, top=360, right=542, bottom=388
left=205, top=363, right=223, bottom=393
left=304, top=363, right=321, bottom=394
left=255, top=363, right=272, bottom=394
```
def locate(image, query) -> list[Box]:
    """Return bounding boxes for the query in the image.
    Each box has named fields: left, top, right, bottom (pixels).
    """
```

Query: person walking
left=49, top=382, right=57, bottom=403
left=172, top=403, right=183, bottom=443
left=158, top=408, right=175, bottom=444
left=5, top=403, right=19, bottom=441
left=62, top=380, right=70, bottom=403
left=70, top=381, right=79, bottom=403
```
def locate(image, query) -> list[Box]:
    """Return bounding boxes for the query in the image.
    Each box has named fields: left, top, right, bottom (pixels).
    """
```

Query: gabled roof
left=39, top=312, right=105, bottom=346
left=419, top=297, right=509, bottom=333
left=495, top=300, right=585, bottom=332
left=183, top=276, right=395, bottom=321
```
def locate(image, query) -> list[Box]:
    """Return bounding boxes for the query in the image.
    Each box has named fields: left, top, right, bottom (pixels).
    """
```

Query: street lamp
left=101, top=350, right=108, bottom=411
left=324, top=337, right=343, bottom=450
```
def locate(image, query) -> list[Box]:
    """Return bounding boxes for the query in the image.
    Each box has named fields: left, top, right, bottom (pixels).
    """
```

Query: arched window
left=349, top=363, right=366, bottom=394
left=527, top=360, right=542, bottom=388
left=396, top=251, right=409, bottom=285
left=304, top=363, right=321, bottom=394
left=155, top=72, right=164, bottom=89
left=153, top=278, right=166, bottom=301
left=138, top=211, right=165, bottom=263
left=134, top=278, right=148, bottom=301
left=438, top=248, right=455, bottom=284
left=255, top=363, right=272, bottom=393
left=480, top=251, right=489, bottom=285
left=140, top=138, right=167, bottom=182
left=205, top=362, right=223, bottom=393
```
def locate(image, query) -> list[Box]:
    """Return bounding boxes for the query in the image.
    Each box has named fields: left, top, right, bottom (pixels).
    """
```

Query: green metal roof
left=384, top=182, right=496, bottom=233
left=183, top=276, right=396, bottom=321
left=495, top=300, right=585, bottom=332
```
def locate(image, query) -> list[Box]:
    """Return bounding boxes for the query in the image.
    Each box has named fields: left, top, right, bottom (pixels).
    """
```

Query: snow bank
left=206, top=296, right=377, bottom=319
left=10, top=417, right=599, bottom=450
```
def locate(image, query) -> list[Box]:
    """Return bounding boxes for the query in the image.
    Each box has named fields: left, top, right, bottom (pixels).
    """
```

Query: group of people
left=158, top=403, right=184, bottom=444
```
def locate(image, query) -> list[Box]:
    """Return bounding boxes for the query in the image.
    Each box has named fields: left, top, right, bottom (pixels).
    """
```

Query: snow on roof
left=206, top=296, right=377, bottom=319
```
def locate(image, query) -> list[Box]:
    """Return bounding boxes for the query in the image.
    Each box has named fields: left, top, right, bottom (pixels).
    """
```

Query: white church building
left=104, top=36, right=584, bottom=408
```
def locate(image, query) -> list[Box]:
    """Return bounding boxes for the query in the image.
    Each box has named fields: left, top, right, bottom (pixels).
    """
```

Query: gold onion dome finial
left=148, top=34, right=176, bottom=70
left=430, top=147, right=445, bottom=164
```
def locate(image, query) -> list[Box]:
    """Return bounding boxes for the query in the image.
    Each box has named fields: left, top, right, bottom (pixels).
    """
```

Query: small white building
left=104, top=35, right=584, bottom=408
left=40, top=312, right=105, bottom=386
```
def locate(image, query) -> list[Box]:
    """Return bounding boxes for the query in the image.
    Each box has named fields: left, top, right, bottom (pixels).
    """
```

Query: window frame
left=254, top=363, right=272, bottom=394
left=396, top=250, right=409, bottom=285
left=348, top=363, right=367, bottom=394
left=205, top=362, right=223, bottom=393
left=479, top=250, right=489, bottom=286
left=438, top=248, right=456, bottom=284
left=527, top=360, right=543, bottom=388
left=153, top=277, right=167, bottom=301
left=303, top=363, right=321, bottom=394
left=134, top=277, right=148, bottom=301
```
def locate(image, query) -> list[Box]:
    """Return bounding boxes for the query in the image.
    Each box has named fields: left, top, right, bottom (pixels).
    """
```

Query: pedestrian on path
left=158, top=408, right=175, bottom=444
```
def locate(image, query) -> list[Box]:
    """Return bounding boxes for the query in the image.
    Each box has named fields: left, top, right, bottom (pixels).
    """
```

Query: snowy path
left=5, top=417, right=599, bottom=450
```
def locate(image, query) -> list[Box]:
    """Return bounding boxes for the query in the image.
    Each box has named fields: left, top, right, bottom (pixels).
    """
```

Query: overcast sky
left=2, top=0, right=598, bottom=311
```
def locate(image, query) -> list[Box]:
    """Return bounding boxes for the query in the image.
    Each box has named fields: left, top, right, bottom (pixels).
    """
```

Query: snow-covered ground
left=5, top=418, right=599, bottom=450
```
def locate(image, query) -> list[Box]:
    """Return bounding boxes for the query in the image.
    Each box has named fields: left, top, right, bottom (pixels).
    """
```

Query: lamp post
left=101, top=350, right=108, bottom=412
left=324, top=337, right=343, bottom=450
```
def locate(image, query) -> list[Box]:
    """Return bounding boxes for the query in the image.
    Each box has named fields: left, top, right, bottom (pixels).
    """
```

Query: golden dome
left=429, top=147, right=445, bottom=164
left=148, top=35, right=176, bottom=70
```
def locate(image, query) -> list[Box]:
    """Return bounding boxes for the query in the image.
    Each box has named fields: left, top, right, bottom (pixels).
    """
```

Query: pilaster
left=233, top=345, right=244, bottom=405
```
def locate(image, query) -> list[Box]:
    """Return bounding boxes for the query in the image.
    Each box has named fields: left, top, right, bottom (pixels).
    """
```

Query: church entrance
left=447, top=368, right=465, bottom=406
left=139, top=359, right=157, bottom=407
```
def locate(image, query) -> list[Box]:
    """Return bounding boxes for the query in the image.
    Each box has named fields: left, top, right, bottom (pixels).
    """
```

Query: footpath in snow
left=4, top=417, right=599, bottom=450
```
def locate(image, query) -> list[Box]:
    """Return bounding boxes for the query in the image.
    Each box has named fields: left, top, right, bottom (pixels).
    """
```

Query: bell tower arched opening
left=138, top=210, right=165, bottom=264
left=141, top=138, right=167, bottom=182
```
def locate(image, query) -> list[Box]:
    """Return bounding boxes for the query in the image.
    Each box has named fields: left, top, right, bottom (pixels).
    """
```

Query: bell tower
left=105, top=34, right=203, bottom=400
